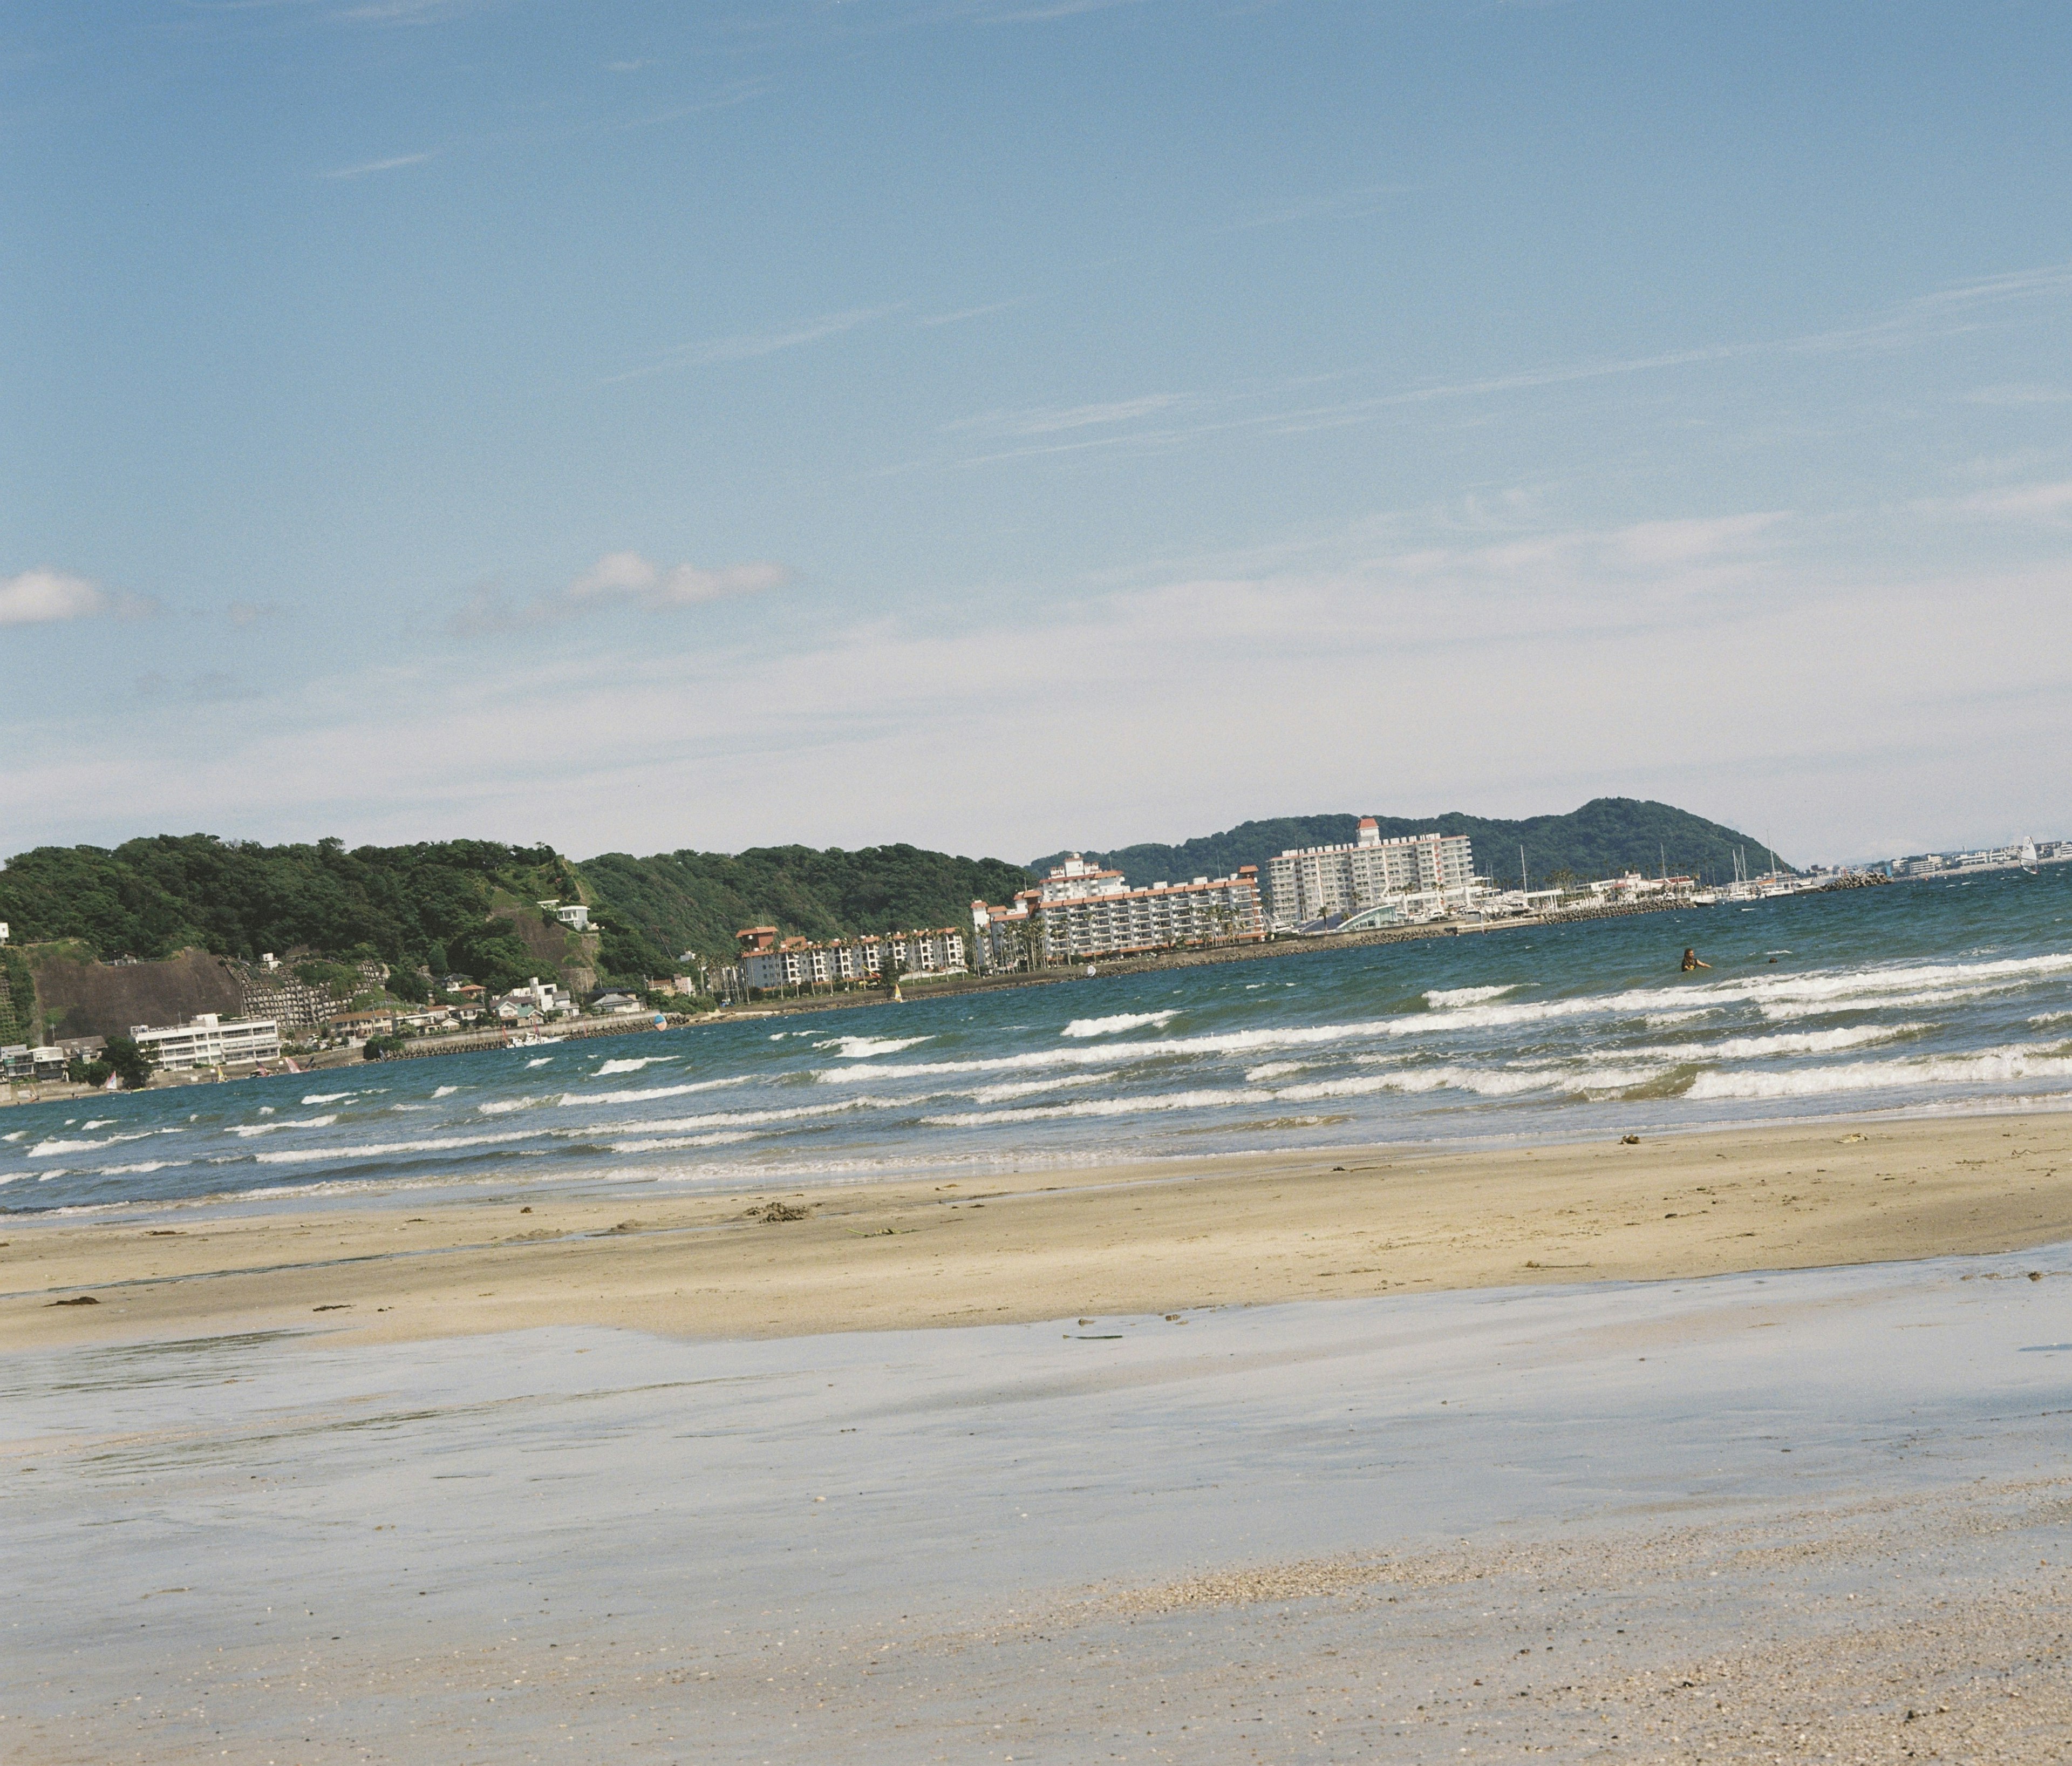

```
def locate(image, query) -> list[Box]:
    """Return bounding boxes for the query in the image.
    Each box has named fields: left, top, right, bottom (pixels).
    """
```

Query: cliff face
left=29, top=947, right=245, bottom=1042
left=490, top=906, right=602, bottom=996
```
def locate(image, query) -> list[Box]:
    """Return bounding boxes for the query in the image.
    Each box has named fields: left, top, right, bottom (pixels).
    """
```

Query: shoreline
left=7, top=1104, right=2070, bottom=1351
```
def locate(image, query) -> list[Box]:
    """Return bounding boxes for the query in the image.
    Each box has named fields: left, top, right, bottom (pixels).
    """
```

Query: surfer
left=1681, top=947, right=1710, bottom=972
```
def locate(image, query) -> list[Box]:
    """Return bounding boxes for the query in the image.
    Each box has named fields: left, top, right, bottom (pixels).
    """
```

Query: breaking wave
left=1423, top=984, right=1517, bottom=1008
left=1061, top=1010, right=1181, bottom=1038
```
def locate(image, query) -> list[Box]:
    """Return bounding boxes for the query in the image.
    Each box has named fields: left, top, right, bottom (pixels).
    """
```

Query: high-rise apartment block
left=1266, top=819, right=1477, bottom=926
left=972, top=855, right=1264, bottom=967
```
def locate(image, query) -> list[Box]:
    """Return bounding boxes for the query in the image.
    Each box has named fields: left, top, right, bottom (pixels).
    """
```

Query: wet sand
left=9, top=1239, right=2071, bottom=1763
left=6, top=1108, right=2071, bottom=1350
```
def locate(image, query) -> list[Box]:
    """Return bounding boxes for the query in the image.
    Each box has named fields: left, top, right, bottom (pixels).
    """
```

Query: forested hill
left=0, top=836, right=669, bottom=991
left=0, top=835, right=1033, bottom=981
left=578, top=846, right=1033, bottom=960
left=1029, top=798, right=1791, bottom=891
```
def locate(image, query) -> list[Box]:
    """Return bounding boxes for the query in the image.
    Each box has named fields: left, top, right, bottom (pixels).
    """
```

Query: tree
left=100, top=1034, right=154, bottom=1090
left=1020, top=904, right=1045, bottom=972
left=446, top=922, right=539, bottom=993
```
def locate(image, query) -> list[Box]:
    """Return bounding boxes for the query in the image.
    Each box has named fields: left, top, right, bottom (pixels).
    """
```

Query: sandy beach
left=8, top=1108, right=2071, bottom=1351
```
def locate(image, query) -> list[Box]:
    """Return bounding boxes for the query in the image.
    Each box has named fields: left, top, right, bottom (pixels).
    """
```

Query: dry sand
left=8, top=1108, right=2070, bottom=1350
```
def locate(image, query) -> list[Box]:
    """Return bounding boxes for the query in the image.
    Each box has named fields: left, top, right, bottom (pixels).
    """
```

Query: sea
left=8, top=865, right=2072, bottom=1219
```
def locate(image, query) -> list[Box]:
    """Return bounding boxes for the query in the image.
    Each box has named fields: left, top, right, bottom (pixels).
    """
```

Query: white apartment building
left=131, top=1013, right=282, bottom=1071
left=972, top=855, right=1265, bottom=967
left=1266, top=820, right=1477, bottom=927
left=494, top=977, right=576, bottom=1020
left=738, top=929, right=967, bottom=994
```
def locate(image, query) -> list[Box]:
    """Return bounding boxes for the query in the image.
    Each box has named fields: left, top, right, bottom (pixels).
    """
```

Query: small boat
left=510, top=1033, right=564, bottom=1048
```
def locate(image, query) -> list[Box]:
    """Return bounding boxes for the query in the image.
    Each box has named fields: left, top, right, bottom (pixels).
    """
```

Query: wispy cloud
left=1957, top=480, right=2072, bottom=519
left=327, top=0, right=485, bottom=23
left=916, top=295, right=1039, bottom=328
left=604, top=305, right=901, bottom=382
left=1217, top=182, right=1411, bottom=234
left=1965, top=383, right=2072, bottom=407
left=930, top=263, right=2072, bottom=474
left=945, top=393, right=1185, bottom=437
left=137, top=670, right=262, bottom=703
left=447, top=551, right=791, bottom=637
left=319, top=150, right=434, bottom=180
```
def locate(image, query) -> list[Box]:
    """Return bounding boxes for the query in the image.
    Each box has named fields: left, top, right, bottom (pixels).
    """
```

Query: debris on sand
left=1621, top=1135, right=1641, bottom=1145
left=748, top=1202, right=812, bottom=1224
left=48, top=1295, right=99, bottom=1307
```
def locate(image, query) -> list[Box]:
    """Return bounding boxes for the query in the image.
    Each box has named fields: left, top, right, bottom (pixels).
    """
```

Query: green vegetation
left=579, top=845, right=1033, bottom=961
left=0, top=837, right=579, bottom=985
left=587, top=904, right=676, bottom=988
left=100, top=1034, right=154, bottom=1090
left=293, top=958, right=360, bottom=990
left=1030, top=798, right=1792, bottom=892
left=0, top=946, right=36, bottom=1045
left=0, top=799, right=1785, bottom=1011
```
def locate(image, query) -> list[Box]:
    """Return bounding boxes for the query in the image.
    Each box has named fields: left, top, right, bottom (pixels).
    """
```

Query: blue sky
left=4, top=0, right=2069, bottom=867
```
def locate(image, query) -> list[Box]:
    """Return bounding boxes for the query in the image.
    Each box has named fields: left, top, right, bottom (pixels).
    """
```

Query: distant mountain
left=577, top=844, right=1035, bottom=960
left=1028, top=798, right=1791, bottom=891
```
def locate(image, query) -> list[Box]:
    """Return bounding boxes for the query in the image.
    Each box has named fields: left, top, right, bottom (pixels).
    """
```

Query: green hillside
left=579, top=845, right=1034, bottom=960
left=1029, top=798, right=1791, bottom=892
left=0, top=835, right=1035, bottom=988
left=0, top=836, right=583, bottom=971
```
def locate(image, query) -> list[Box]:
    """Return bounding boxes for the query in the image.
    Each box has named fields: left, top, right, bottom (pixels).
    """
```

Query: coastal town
left=5, top=819, right=2067, bottom=1102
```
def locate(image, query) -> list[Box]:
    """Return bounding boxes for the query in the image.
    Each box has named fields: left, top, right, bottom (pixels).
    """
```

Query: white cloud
left=0, top=568, right=111, bottom=627
left=447, top=551, right=790, bottom=636
left=18, top=502, right=2067, bottom=872
left=569, top=550, right=790, bottom=607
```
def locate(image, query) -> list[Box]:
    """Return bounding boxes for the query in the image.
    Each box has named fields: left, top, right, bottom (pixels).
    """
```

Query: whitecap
left=965, top=1074, right=1106, bottom=1104
left=564, top=1075, right=758, bottom=1106
left=1422, top=984, right=1517, bottom=1008
left=29, top=1132, right=156, bottom=1157
left=302, top=1092, right=352, bottom=1105
left=922, top=1087, right=1266, bottom=1127
left=815, top=1035, right=934, bottom=1058
left=1060, top=1011, right=1180, bottom=1039
left=595, top=1056, right=672, bottom=1077
left=527, top=1057, right=554, bottom=1068
left=1687, top=1042, right=2072, bottom=1101
left=606, top=1131, right=761, bottom=1153
left=479, top=1096, right=544, bottom=1115
left=251, top=1129, right=550, bottom=1165
left=432, top=1085, right=459, bottom=1098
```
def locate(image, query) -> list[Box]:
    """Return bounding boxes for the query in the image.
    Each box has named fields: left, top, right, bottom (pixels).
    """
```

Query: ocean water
left=8, top=865, right=2072, bottom=1217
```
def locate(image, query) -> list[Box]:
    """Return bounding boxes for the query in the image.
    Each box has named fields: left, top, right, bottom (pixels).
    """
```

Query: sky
left=4, top=0, right=2070, bottom=869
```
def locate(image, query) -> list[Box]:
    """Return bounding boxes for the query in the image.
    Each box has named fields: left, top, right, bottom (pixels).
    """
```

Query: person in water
left=1681, top=947, right=1710, bottom=971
